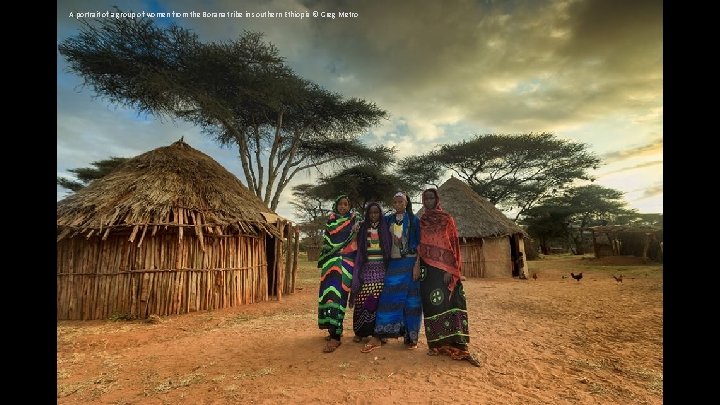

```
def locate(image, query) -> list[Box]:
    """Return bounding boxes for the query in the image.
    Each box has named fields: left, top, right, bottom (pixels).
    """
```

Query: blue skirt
left=373, top=256, right=422, bottom=343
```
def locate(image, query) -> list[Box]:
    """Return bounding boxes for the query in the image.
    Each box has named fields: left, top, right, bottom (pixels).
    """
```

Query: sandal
left=464, top=353, right=482, bottom=367
left=361, top=342, right=381, bottom=353
left=323, top=339, right=341, bottom=353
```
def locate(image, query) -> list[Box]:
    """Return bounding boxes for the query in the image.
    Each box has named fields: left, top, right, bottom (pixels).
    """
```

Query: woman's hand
left=352, top=222, right=360, bottom=233
left=412, top=261, right=421, bottom=280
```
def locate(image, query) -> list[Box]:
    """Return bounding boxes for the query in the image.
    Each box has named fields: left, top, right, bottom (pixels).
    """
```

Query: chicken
left=532, top=273, right=538, bottom=280
left=613, top=274, right=623, bottom=283
left=570, top=272, right=583, bottom=281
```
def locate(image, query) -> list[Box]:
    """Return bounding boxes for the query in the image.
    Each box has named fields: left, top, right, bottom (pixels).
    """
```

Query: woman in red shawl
left=416, top=188, right=481, bottom=367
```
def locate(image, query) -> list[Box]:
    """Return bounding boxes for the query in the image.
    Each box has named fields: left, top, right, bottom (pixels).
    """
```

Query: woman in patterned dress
left=317, top=195, right=359, bottom=353
left=349, top=202, right=391, bottom=344
left=416, top=188, right=481, bottom=366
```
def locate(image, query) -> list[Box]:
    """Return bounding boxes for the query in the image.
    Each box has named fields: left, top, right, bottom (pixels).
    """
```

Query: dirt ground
left=57, top=254, right=663, bottom=404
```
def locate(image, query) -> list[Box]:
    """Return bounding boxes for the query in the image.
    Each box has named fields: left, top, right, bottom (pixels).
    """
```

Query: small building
left=418, top=177, right=528, bottom=278
left=57, top=140, right=299, bottom=320
left=588, top=225, right=663, bottom=262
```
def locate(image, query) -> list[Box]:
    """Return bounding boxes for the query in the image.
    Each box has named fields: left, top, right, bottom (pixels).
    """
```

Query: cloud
left=636, top=182, right=663, bottom=200
left=601, top=139, right=663, bottom=163
left=286, top=0, right=663, bottom=134
left=57, top=0, right=663, bottom=219
left=598, top=160, right=662, bottom=176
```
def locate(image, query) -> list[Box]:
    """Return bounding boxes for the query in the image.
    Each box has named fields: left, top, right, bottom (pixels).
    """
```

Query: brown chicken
left=532, top=273, right=538, bottom=280
left=570, top=272, right=583, bottom=281
left=613, top=274, right=623, bottom=283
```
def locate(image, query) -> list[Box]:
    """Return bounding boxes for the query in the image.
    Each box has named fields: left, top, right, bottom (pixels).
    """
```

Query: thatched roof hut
left=57, top=139, right=299, bottom=320
left=418, top=177, right=529, bottom=278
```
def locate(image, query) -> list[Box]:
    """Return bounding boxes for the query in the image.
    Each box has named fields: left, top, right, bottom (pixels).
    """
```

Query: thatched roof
left=417, top=177, right=525, bottom=238
left=57, top=139, right=280, bottom=243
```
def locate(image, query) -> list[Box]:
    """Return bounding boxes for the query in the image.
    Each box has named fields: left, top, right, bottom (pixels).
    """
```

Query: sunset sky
left=57, top=0, right=663, bottom=222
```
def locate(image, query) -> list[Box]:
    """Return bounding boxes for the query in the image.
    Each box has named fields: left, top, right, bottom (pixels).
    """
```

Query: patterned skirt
left=374, top=256, right=422, bottom=341
left=318, top=254, right=354, bottom=336
left=352, top=260, right=385, bottom=337
left=419, top=262, right=470, bottom=350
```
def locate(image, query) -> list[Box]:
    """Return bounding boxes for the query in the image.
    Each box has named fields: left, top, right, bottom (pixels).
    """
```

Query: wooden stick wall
left=460, top=241, right=485, bottom=278
left=58, top=231, right=267, bottom=320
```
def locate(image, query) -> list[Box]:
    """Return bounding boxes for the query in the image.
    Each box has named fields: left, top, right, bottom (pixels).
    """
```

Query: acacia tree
left=524, top=185, right=632, bottom=255
left=57, top=157, right=129, bottom=192
left=521, top=205, right=573, bottom=255
left=560, top=185, right=633, bottom=254
left=59, top=14, right=389, bottom=210
left=311, top=164, right=409, bottom=213
left=396, top=155, right=442, bottom=196
left=398, top=133, right=600, bottom=219
left=614, top=212, right=663, bottom=227
left=290, top=184, right=332, bottom=245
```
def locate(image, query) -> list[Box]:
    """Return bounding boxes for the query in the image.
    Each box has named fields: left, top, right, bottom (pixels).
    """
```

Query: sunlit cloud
left=57, top=0, right=663, bottom=219
left=601, top=140, right=663, bottom=163
left=598, top=160, right=662, bottom=177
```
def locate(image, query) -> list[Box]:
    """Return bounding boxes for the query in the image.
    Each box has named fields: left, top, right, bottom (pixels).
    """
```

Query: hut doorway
left=266, top=235, right=279, bottom=297
left=510, top=234, right=520, bottom=277
left=262, top=217, right=300, bottom=300
left=509, top=233, right=527, bottom=278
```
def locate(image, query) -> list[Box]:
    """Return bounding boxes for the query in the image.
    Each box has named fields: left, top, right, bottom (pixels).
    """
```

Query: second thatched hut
left=418, top=177, right=528, bottom=278
left=57, top=139, right=299, bottom=320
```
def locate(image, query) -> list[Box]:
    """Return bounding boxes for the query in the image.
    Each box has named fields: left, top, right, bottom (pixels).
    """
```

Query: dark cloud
left=562, top=0, right=662, bottom=60
left=57, top=0, right=663, bottom=216
left=305, top=1, right=657, bottom=134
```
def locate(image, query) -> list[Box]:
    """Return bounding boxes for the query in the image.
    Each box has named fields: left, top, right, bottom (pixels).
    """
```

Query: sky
left=57, top=0, right=663, bottom=223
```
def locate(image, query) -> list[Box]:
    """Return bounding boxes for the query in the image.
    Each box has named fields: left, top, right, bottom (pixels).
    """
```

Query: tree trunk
left=573, top=236, right=584, bottom=255
left=540, top=238, right=550, bottom=255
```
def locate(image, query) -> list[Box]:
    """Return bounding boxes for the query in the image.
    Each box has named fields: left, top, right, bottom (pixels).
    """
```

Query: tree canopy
left=397, top=133, right=600, bottom=219
left=290, top=161, right=409, bottom=242
left=522, top=184, right=633, bottom=254
left=59, top=13, right=389, bottom=210
left=57, top=157, right=129, bottom=192
left=289, top=184, right=331, bottom=246
left=311, top=164, right=409, bottom=213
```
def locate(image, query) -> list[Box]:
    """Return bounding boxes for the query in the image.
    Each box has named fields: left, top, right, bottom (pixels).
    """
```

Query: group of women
left=317, top=189, right=482, bottom=367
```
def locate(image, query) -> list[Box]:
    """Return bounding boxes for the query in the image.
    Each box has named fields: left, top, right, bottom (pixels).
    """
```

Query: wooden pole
left=291, top=227, right=299, bottom=293
left=591, top=231, right=599, bottom=258
left=642, top=233, right=650, bottom=259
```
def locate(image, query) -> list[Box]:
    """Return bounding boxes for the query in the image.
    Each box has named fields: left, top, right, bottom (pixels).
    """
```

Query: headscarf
left=388, top=191, right=420, bottom=253
left=350, top=202, right=392, bottom=302
left=418, top=188, right=462, bottom=293
left=317, top=195, right=358, bottom=267
left=394, top=191, right=416, bottom=221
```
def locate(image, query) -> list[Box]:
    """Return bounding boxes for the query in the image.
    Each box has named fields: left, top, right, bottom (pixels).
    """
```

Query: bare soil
left=57, top=254, right=663, bottom=404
